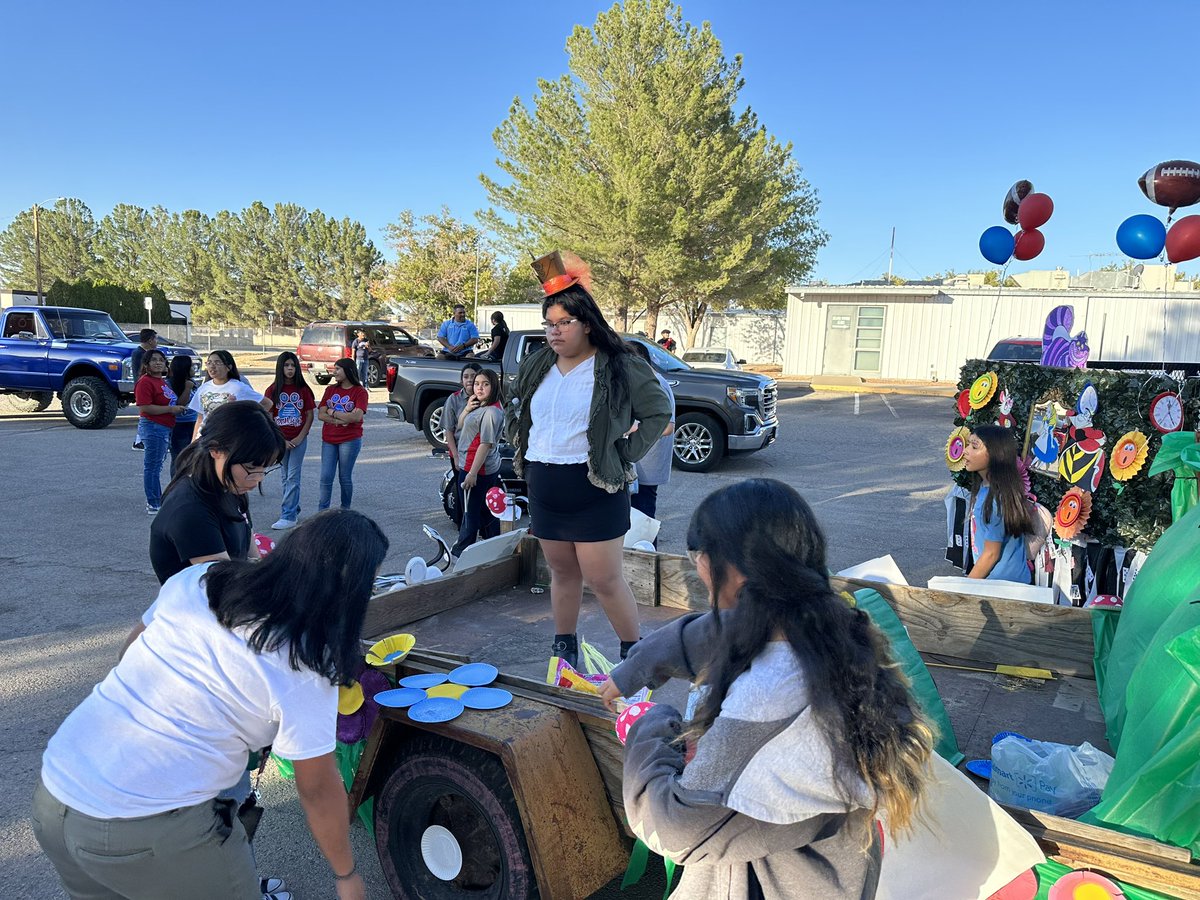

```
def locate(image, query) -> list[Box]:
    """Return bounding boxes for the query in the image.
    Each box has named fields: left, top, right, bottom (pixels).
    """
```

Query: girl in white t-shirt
left=33, top=509, right=389, bottom=900
left=189, top=350, right=270, bottom=439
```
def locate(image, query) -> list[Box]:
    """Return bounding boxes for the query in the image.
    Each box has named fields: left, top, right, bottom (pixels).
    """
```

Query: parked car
left=986, top=338, right=1043, bottom=362
left=0, top=306, right=142, bottom=428
left=385, top=330, right=778, bottom=472
left=123, top=331, right=202, bottom=376
left=987, top=335, right=1200, bottom=377
left=680, top=347, right=746, bottom=371
left=297, top=321, right=433, bottom=386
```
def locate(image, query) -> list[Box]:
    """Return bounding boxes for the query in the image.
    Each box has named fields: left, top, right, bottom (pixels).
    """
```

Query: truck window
left=631, top=337, right=690, bottom=372
left=2, top=313, right=35, bottom=338
left=515, top=335, right=548, bottom=363
left=371, top=326, right=396, bottom=344
left=41, top=310, right=125, bottom=340
left=300, top=325, right=343, bottom=346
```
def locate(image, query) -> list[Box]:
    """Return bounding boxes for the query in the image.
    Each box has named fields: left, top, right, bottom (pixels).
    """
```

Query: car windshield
left=988, top=341, right=1042, bottom=361
left=301, top=325, right=344, bottom=345
left=627, top=336, right=691, bottom=372
left=683, top=352, right=727, bottom=363
left=43, top=310, right=126, bottom=341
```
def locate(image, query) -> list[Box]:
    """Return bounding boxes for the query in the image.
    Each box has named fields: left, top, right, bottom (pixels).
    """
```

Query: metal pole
left=474, top=239, right=480, bottom=308
left=34, top=205, right=42, bottom=302
left=146, top=296, right=153, bottom=330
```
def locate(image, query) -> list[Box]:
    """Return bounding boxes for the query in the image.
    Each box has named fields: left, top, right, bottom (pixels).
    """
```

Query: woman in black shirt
left=485, top=311, right=509, bottom=361
left=150, top=401, right=286, bottom=585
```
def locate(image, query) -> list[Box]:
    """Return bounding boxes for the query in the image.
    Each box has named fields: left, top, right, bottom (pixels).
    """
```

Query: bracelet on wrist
left=333, top=863, right=357, bottom=881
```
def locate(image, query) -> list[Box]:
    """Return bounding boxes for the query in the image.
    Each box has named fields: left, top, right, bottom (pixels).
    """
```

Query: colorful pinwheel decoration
left=1109, top=431, right=1149, bottom=482
left=1054, top=488, right=1093, bottom=540
left=945, top=426, right=970, bottom=472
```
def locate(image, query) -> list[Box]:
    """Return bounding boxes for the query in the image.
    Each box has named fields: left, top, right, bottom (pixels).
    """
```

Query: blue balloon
left=979, top=226, right=1015, bottom=265
left=1116, top=214, right=1166, bottom=260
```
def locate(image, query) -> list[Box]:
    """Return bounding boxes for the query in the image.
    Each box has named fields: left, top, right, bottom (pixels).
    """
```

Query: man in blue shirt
left=437, top=305, right=479, bottom=360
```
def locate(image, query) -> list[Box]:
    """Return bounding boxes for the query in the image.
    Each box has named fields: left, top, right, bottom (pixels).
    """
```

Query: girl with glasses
left=189, top=350, right=270, bottom=440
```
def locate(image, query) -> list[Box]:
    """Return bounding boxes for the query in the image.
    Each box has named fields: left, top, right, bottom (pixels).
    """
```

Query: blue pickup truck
left=0, top=305, right=198, bottom=429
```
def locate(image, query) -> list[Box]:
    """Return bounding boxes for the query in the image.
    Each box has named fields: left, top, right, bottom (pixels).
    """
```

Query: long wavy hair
left=472, top=368, right=501, bottom=405
left=204, top=509, right=389, bottom=685
left=687, top=479, right=932, bottom=836
left=969, top=425, right=1033, bottom=537
left=167, top=354, right=194, bottom=400
left=269, top=350, right=311, bottom=408
left=542, top=284, right=633, bottom=405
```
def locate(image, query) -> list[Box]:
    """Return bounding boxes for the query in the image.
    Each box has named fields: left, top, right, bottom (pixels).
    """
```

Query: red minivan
left=297, top=321, right=433, bottom=386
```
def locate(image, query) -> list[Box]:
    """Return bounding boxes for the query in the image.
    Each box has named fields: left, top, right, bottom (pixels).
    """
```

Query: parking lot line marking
left=881, top=395, right=899, bottom=418
left=854, top=393, right=860, bottom=415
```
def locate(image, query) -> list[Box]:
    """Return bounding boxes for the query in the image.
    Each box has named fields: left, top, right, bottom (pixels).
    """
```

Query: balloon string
left=982, top=261, right=1009, bottom=353
left=1159, top=249, right=1169, bottom=374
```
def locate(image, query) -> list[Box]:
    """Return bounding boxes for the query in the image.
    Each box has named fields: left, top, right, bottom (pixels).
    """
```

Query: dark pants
left=630, top=483, right=659, bottom=520
left=170, top=420, right=195, bottom=477
left=452, top=471, right=502, bottom=557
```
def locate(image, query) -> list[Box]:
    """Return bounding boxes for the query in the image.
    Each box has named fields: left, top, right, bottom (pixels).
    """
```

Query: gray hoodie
left=613, top=612, right=881, bottom=900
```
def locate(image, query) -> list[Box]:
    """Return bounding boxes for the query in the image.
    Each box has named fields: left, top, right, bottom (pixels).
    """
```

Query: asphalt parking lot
left=0, top=378, right=958, bottom=899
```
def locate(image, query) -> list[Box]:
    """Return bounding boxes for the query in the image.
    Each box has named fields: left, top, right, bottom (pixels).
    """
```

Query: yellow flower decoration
left=1109, top=431, right=1149, bottom=482
left=968, top=372, right=999, bottom=410
left=337, top=682, right=365, bottom=716
left=945, top=426, right=970, bottom=472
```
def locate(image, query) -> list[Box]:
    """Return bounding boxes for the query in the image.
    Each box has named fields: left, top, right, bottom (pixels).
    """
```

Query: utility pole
left=887, top=227, right=895, bottom=283
left=34, top=204, right=43, bottom=302
left=474, top=237, right=480, bottom=308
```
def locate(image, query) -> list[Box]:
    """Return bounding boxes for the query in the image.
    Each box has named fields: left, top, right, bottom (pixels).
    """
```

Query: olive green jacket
left=507, top=346, right=673, bottom=493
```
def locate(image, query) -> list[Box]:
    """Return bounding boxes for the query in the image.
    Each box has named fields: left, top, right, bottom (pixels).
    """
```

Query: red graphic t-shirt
left=264, top=383, right=316, bottom=441
left=135, top=375, right=178, bottom=428
left=320, top=384, right=369, bottom=444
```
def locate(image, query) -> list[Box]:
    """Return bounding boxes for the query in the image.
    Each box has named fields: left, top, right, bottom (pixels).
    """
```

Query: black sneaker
left=551, top=634, right=579, bottom=670
left=132, top=442, right=144, bottom=451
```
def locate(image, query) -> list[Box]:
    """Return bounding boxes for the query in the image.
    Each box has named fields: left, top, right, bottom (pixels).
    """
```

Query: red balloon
left=1013, top=229, right=1045, bottom=261
left=1018, top=193, right=1054, bottom=230
left=1166, top=215, right=1200, bottom=263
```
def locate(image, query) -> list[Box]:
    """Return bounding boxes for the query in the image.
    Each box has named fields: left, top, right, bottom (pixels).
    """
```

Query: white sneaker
left=271, top=518, right=296, bottom=530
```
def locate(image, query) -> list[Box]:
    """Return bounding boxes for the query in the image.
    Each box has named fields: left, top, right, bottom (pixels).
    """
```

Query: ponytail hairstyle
left=542, top=284, right=634, bottom=405
left=686, top=479, right=932, bottom=836
left=968, top=425, right=1033, bottom=538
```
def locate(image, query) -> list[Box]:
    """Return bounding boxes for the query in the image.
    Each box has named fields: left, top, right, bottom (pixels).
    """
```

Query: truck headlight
left=726, top=386, right=758, bottom=407
left=121, top=358, right=133, bottom=380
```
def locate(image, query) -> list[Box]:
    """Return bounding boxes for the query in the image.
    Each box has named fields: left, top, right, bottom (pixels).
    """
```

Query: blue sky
left=4, top=1, right=1194, bottom=284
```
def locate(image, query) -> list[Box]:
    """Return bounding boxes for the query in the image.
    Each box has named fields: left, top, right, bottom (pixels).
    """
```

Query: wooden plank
left=528, top=542, right=660, bottom=607
left=830, top=576, right=1098, bottom=678
left=658, top=553, right=707, bottom=610
left=362, top=555, right=520, bottom=639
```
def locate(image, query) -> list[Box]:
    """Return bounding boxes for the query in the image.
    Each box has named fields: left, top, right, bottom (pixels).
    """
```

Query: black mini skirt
left=525, top=461, right=630, bottom=542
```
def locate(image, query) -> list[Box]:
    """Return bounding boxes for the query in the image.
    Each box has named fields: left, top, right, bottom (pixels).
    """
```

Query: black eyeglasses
left=240, top=464, right=282, bottom=478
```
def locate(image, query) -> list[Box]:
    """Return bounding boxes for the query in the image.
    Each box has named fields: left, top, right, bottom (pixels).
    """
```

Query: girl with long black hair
left=167, top=354, right=198, bottom=476
left=601, top=479, right=933, bottom=899
left=509, top=251, right=672, bottom=667
left=962, top=425, right=1033, bottom=582
left=450, top=368, right=504, bottom=557
left=316, top=358, right=368, bottom=511
left=34, top=509, right=387, bottom=900
left=263, top=350, right=316, bottom=529
left=189, top=350, right=267, bottom=440
left=135, top=348, right=187, bottom=514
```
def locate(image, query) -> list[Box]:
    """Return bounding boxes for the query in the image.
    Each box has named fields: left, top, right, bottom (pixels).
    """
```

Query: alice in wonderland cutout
left=969, top=372, right=999, bottom=410
left=956, top=389, right=972, bottom=419
left=945, top=426, right=970, bottom=472
left=1025, top=399, right=1067, bottom=477
left=1055, top=488, right=1092, bottom=540
left=1060, top=442, right=1106, bottom=491
left=1110, top=431, right=1150, bottom=481
left=1149, top=390, right=1184, bottom=433
left=1059, top=383, right=1107, bottom=491
left=996, top=390, right=1015, bottom=428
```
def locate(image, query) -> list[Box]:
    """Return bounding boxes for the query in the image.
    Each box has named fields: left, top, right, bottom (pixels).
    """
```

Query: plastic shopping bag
left=988, top=736, right=1114, bottom=818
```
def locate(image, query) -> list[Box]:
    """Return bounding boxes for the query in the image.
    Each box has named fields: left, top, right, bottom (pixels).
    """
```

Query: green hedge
left=45, top=279, right=172, bottom=323
left=952, top=360, right=1200, bottom=551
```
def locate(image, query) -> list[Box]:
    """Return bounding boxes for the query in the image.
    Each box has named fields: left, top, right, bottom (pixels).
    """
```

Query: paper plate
left=987, top=868, right=1038, bottom=900
left=1046, top=870, right=1125, bottom=899
left=426, top=683, right=470, bottom=700
left=420, top=825, right=463, bottom=881
left=965, top=759, right=992, bottom=780
left=461, top=687, right=513, bottom=710
left=366, top=633, right=416, bottom=667
left=408, top=697, right=465, bottom=723
left=993, top=730, right=1029, bottom=744
left=449, top=662, right=499, bottom=687
left=337, top=682, right=365, bottom=716
left=374, top=688, right=428, bottom=708
left=399, top=673, right=449, bottom=690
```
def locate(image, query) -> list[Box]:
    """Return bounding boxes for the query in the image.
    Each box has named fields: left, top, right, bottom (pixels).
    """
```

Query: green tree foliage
left=480, top=0, right=826, bottom=341
left=0, top=198, right=98, bottom=290
left=381, top=209, right=500, bottom=329
left=45, top=278, right=171, bottom=323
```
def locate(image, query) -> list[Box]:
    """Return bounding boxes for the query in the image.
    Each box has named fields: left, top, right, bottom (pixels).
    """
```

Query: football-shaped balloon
left=1166, top=215, right=1200, bottom=264
left=1017, top=193, right=1054, bottom=230
left=1013, top=228, right=1045, bottom=261
left=1002, top=179, right=1034, bottom=225
left=1139, top=160, right=1200, bottom=212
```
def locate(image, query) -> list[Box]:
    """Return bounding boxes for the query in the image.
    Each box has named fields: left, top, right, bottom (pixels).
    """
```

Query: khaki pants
left=32, top=777, right=261, bottom=900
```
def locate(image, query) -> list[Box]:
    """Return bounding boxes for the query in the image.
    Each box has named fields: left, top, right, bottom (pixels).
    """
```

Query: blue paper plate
left=965, top=759, right=992, bottom=780
left=374, top=688, right=427, bottom=708
left=408, top=697, right=465, bottom=723
left=449, top=663, right=499, bottom=687
left=992, top=730, right=1030, bottom=744
left=399, top=673, right=450, bottom=690
left=383, top=649, right=409, bottom=663
left=461, top=687, right=513, bottom=710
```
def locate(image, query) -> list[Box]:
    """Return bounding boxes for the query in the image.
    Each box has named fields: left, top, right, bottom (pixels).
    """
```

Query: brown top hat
left=531, top=250, right=592, bottom=298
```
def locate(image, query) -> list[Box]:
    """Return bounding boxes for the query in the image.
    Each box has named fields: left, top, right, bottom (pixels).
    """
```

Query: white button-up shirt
left=526, top=356, right=595, bottom=464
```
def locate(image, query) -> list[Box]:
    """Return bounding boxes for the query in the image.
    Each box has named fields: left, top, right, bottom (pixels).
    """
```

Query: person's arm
left=443, top=396, right=460, bottom=465
left=191, top=414, right=204, bottom=441
left=292, top=408, right=315, bottom=446
left=601, top=612, right=722, bottom=709
left=120, top=622, right=147, bottom=659
left=135, top=379, right=185, bottom=416
left=968, top=541, right=1003, bottom=579
left=621, top=359, right=674, bottom=463
left=437, top=322, right=452, bottom=351
left=292, top=753, right=365, bottom=900
left=259, top=396, right=274, bottom=411
left=462, top=441, right=490, bottom=490
left=462, top=324, right=479, bottom=350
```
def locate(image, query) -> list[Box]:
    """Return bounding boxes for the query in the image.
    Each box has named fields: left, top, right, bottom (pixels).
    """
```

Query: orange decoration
left=1055, top=488, right=1093, bottom=540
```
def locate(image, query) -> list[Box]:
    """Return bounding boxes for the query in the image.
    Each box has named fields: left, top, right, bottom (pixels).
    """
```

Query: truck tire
left=672, top=411, right=725, bottom=472
left=423, top=400, right=448, bottom=450
left=367, top=359, right=382, bottom=387
left=5, top=391, right=53, bottom=413
left=375, top=735, right=538, bottom=900
left=62, top=377, right=119, bottom=429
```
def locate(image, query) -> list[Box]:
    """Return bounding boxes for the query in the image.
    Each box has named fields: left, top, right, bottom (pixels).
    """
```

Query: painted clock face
left=1149, top=392, right=1184, bottom=433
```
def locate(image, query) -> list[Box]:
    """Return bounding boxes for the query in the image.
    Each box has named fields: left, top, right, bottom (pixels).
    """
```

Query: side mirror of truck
left=17, top=331, right=37, bottom=341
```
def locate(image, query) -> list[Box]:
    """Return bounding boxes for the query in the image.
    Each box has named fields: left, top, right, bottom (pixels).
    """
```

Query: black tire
left=422, top=400, right=448, bottom=450
left=672, top=411, right=725, bottom=472
left=315, top=374, right=331, bottom=385
left=5, top=391, right=53, bottom=413
left=375, top=736, right=538, bottom=900
left=442, top=471, right=463, bottom=526
left=61, top=377, right=119, bottom=429
left=367, top=359, right=382, bottom=387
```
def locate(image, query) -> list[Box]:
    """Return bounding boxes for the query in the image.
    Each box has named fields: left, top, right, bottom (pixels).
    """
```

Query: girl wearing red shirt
left=135, top=349, right=187, bottom=514
left=316, top=358, right=369, bottom=511
left=263, top=351, right=316, bottom=529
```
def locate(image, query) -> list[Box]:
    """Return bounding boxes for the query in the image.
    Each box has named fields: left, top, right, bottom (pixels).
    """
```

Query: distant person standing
left=443, top=362, right=482, bottom=518
left=135, top=349, right=187, bottom=515
left=482, top=311, right=509, bottom=361
left=656, top=329, right=677, bottom=354
left=166, top=355, right=198, bottom=477
left=351, top=329, right=371, bottom=386
left=130, top=328, right=158, bottom=450
left=189, top=351, right=268, bottom=440
left=263, top=351, right=316, bottom=530
left=627, top=341, right=675, bottom=533
left=316, top=359, right=368, bottom=511
left=450, top=369, right=504, bottom=557
left=437, top=305, right=479, bottom=360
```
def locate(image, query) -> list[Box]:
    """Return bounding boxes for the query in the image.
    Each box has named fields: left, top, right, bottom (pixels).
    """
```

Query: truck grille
left=759, top=383, right=778, bottom=423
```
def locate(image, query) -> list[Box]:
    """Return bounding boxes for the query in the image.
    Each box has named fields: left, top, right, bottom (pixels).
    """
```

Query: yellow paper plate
left=338, top=682, right=365, bottom=716
left=366, top=633, right=416, bottom=667
left=425, top=683, right=469, bottom=700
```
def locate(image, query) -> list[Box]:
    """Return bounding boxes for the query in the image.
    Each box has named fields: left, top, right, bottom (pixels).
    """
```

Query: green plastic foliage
left=1031, top=860, right=1175, bottom=900
left=1146, top=431, right=1200, bottom=521
left=954, top=360, right=1200, bottom=552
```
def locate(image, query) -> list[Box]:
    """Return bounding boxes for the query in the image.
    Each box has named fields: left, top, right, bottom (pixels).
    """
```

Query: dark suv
left=298, top=321, right=433, bottom=386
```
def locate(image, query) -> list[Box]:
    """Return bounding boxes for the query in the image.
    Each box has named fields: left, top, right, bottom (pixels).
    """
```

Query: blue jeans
left=357, top=358, right=369, bottom=385
left=138, top=419, right=171, bottom=508
left=279, top=436, right=308, bottom=522
left=319, top=438, right=362, bottom=510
